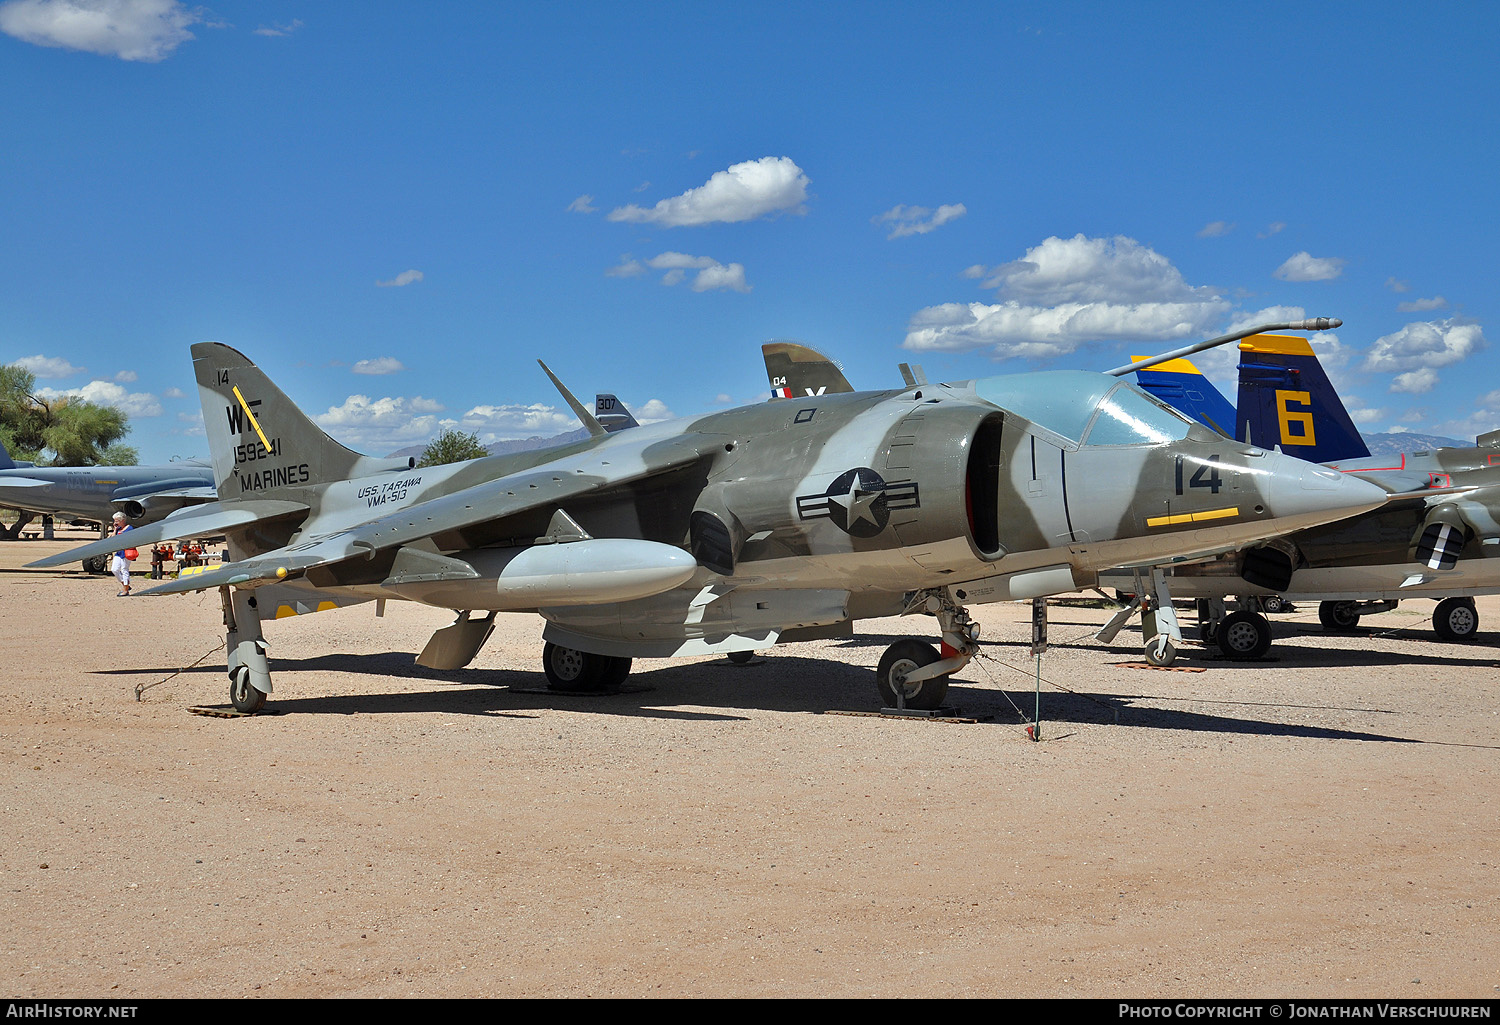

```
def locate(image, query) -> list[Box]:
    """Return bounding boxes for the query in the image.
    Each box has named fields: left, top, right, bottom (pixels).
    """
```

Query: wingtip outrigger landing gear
left=877, top=589, right=979, bottom=711
left=222, top=585, right=271, bottom=713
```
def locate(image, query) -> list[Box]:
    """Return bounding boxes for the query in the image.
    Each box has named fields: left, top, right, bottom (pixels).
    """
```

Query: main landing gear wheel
left=727, top=650, right=755, bottom=665
left=876, top=639, right=949, bottom=710
left=1433, top=597, right=1479, bottom=642
left=596, top=655, right=633, bottom=689
left=542, top=642, right=603, bottom=691
left=229, top=666, right=266, bottom=713
left=1319, top=601, right=1361, bottom=632
left=1216, top=610, right=1273, bottom=660
left=1143, top=634, right=1177, bottom=667
left=83, top=554, right=109, bottom=576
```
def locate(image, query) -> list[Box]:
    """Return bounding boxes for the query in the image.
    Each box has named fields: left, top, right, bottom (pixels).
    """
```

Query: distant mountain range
left=1361, top=432, right=1471, bottom=456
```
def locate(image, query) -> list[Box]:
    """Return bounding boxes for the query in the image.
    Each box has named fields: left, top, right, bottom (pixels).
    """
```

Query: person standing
left=110, top=511, right=134, bottom=596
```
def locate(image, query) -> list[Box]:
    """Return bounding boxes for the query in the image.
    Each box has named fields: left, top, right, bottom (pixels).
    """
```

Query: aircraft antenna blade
left=538, top=361, right=606, bottom=437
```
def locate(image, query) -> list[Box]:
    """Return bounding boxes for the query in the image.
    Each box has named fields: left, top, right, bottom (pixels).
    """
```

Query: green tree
left=417, top=428, right=488, bottom=467
left=100, top=443, right=140, bottom=466
left=0, top=363, right=130, bottom=466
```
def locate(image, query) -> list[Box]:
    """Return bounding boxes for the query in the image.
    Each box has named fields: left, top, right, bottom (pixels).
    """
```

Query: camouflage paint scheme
left=35, top=342, right=1385, bottom=682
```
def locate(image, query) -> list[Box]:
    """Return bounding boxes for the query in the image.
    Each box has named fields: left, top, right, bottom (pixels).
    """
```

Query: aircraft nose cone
left=1261, top=456, right=1387, bottom=527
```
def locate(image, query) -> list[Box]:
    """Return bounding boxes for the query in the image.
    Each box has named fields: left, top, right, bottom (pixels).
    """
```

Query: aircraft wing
left=26, top=499, right=311, bottom=569
left=136, top=435, right=715, bottom=596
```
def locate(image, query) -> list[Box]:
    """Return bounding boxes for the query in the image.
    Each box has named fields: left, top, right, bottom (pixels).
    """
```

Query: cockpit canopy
left=975, top=370, right=1197, bottom=446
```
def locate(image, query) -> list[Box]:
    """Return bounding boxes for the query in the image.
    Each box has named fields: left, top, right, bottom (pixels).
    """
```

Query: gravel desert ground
left=2, top=529, right=1497, bottom=998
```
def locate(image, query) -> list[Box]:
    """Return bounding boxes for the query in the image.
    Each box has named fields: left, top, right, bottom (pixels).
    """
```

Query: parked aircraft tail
left=763, top=341, right=854, bottom=399
left=1235, top=333, right=1369, bottom=463
left=1130, top=356, right=1237, bottom=439
left=192, top=342, right=413, bottom=502
left=594, top=394, right=639, bottom=432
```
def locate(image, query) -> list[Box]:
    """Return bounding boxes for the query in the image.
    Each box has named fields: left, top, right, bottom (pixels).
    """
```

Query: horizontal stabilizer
left=26, top=499, right=310, bottom=569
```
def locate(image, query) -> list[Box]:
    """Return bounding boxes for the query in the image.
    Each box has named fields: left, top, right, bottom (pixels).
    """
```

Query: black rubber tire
left=1143, top=635, right=1177, bottom=666
left=596, top=655, right=633, bottom=689
left=83, top=555, right=109, bottom=576
left=229, top=666, right=266, bottom=713
left=1261, top=595, right=1286, bottom=615
left=727, top=650, right=754, bottom=665
left=876, top=639, right=948, bottom=710
left=1319, top=601, right=1361, bottom=632
left=1217, top=610, right=1272, bottom=660
left=542, top=641, right=605, bottom=691
left=1432, top=597, right=1479, bottom=642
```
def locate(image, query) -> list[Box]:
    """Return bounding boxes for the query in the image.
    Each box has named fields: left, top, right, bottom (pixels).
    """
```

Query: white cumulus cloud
left=612, top=251, right=751, bottom=293
left=904, top=234, right=1228, bottom=358
left=351, top=357, right=405, bottom=376
left=13, top=353, right=84, bottom=378
left=315, top=394, right=446, bottom=450
left=377, top=269, right=424, bottom=288
left=875, top=203, right=967, bottom=239
left=1362, top=318, right=1486, bottom=373
left=631, top=398, right=673, bottom=423
left=1274, top=251, right=1345, bottom=282
left=34, top=379, right=162, bottom=417
left=454, top=403, right=577, bottom=443
left=607, top=156, right=809, bottom=227
left=1390, top=368, right=1439, bottom=394
left=0, top=0, right=198, bottom=61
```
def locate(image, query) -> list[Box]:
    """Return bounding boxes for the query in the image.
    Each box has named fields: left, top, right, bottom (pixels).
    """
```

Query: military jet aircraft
left=33, top=333, right=1386, bottom=712
left=1123, top=333, right=1500, bottom=656
left=0, top=441, right=218, bottom=560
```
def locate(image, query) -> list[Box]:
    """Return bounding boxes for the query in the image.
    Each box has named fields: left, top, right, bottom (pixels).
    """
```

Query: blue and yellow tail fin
left=1131, top=356, right=1237, bottom=438
left=1234, top=334, right=1369, bottom=462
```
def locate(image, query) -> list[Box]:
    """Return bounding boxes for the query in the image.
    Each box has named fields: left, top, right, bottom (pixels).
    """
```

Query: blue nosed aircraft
left=32, top=329, right=1385, bottom=712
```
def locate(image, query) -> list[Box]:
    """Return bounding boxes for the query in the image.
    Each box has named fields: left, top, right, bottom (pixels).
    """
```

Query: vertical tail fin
left=762, top=341, right=855, bottom=400
left=1235, top=334, right=1369, bottom=462
left=594, top=394, right=639, bottom=432
left=192, top=342, right=412, bottom=502
left=1130, top=356, right=1237, bottom=438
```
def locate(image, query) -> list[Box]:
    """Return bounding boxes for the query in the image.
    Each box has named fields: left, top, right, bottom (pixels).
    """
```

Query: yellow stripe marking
left=1129, top=356, right=1207, bottom=375
left=1147, top=506, right=1240, bottom=528
left=1237, top=333, right=1315, bottom=356
left=275, top=605, right=298, bottom=619
left=232, top=385, right=273, bottom=451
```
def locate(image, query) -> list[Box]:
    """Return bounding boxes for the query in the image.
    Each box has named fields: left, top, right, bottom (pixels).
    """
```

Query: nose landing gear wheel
left=876, top=639, right=949, bottom=710
left=229, top=666, right=266, bottom=713
left=1143, top=634, right=1177, bottom=666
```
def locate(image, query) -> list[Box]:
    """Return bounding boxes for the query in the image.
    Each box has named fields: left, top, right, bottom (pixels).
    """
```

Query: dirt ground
left=1, top=528, right=1497, bottom=999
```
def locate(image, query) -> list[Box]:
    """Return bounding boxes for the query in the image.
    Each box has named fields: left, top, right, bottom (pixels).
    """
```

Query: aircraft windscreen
left=1082, top=382, right=1195, bottom=446
left=974, top=371, right=1117, bottom=442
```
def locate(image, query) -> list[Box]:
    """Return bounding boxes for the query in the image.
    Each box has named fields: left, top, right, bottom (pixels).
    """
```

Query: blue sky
left=2, top=1, right=1496, bottom=462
